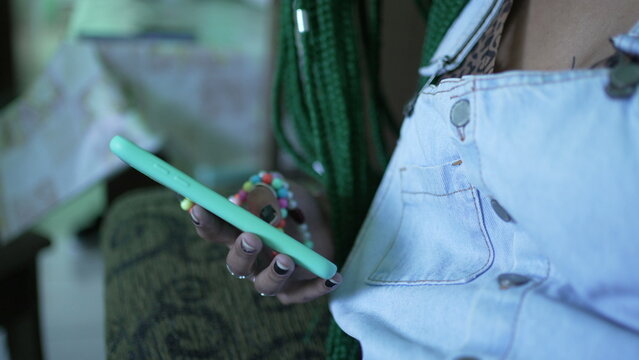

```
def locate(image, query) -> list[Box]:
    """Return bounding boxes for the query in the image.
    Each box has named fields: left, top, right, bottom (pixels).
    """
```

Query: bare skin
left=190, top=181, right=340, bottom=305
left=193, top=1, right=639, bottom=305
left=496, top=0, right=639, bottom=71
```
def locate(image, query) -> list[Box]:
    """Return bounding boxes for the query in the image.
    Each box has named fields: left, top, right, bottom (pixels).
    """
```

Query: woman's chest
left=496, top=0, right=639, bottom=71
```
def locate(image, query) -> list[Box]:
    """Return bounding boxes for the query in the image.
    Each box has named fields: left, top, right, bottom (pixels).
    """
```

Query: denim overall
left=330, top=1, right=639, bottom=359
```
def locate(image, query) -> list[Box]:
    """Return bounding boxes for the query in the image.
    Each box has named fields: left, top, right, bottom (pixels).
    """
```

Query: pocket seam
left=366, top=187, right=494, bottom=286
left=399, top=162, right=468, bottom=196
left=402, top=186, right=474, bottom=197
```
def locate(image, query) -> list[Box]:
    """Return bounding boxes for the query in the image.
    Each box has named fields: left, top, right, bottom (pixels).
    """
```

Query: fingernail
left=274, top=260, right=289, bottom=275
left=325, top=278, right=340, bottom=288
left=241, top=238, right=256, bottom=253
left=189, top=209, right=200, bottom=226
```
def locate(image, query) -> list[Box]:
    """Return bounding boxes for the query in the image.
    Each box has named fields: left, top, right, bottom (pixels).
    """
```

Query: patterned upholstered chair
left=100, top=188, right=329, bottom=359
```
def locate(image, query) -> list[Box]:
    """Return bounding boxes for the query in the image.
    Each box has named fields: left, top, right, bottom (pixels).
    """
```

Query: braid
left=272, top=1, right=466, bottom=358
left=274, top=2, right=387, bottom=357
left=275, top=0, right=379, bottom=268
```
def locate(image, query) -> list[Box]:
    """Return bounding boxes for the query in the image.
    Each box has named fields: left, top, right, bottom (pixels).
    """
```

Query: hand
left=188, top=181, right=341, bottom=304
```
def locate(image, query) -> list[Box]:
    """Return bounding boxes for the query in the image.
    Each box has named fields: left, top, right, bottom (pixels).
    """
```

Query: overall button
left=450, top=99, right=471, bottom=127
left=490, top=198, right=512, bottom=222
left=606, top=54, right=639, bottom=98
left=498, top=273, right=531, bottom=289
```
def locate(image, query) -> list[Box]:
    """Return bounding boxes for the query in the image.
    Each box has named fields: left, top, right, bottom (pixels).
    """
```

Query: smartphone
left=109, top=135, right=337, bottom=280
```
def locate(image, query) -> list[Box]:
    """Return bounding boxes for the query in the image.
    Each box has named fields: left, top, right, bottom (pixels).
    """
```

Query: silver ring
left=259, top=292, right=275, bottom=297
left=226, top=263, right=252, bottom=280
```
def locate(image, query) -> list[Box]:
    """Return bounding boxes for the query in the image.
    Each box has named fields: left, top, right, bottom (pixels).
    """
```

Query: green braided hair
left=273, top=0, right=394, bottom=270
left=272, top=1, right=468, bottom=358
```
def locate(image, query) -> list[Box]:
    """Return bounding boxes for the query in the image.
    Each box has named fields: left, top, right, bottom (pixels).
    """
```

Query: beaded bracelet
left=179, top=171, right=314, bottom=249
left=228, top=171, right=314, bottom=249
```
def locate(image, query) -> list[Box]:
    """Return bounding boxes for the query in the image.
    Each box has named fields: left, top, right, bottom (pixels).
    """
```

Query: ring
left=225, top=263, right=253, bottom=280
left=228, top=171, right=314, bottom=249
left=259, top=292, right=275, bottom=297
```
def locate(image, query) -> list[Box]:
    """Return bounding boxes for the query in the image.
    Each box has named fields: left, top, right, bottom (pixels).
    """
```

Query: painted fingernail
left=274, top=260, right=289, bottom=275
left=325, top=278, right=339, bottom=288
left=241, top=238, right=257, bottom=253
left=190, top=209, right=200, bottom=226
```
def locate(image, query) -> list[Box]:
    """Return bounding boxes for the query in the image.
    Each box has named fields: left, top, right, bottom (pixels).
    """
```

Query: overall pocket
left=367, top=160, right=494, bottom=285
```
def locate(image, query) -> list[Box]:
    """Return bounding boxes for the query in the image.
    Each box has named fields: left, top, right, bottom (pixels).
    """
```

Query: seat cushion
left=101, top=188, right=328, bottom=359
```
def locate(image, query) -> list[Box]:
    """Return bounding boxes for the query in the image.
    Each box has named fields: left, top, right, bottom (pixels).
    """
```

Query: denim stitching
left=472, top=82, right=489, bottom=191
left=450, top=73, right=606, bottom=98
left=424, top=71, right=606, bottom=97
left=341, top=158, right=400, bottom=274
left=367, top=170, right=408, bottom=281
left=412, top=104, right=433, bottom=163
left=399, top=161, right=470, bottom=196
left=421, top=81, right=471, bottom=95
left=461, top=69, right=602, bottom=82
left=402, top=187, right=474, bottom=197
left=500, top=261, right=551, bottom=360
left=438, top=0, right=503, bottom=76
left=367, top=188, right=493, bottom=285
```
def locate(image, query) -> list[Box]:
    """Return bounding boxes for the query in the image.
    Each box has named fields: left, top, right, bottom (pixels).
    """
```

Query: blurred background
left=0, top=0, right=273, bottom=359
left=0, top=0, right=424, bottom=359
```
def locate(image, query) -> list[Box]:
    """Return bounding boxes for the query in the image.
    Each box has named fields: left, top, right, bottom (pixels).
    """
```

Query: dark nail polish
left=274, top=260, right=289, bottom=275
left=260, top=205, right=276, bottom=223
left=325, top=279, right=338, bottom=288
left=190, top=211, right=200, bottom=226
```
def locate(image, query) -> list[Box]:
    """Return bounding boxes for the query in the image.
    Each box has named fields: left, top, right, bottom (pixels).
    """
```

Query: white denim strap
left=418, top=0, right=504, bottom=78
left=611, top=20, right=639, bottom=56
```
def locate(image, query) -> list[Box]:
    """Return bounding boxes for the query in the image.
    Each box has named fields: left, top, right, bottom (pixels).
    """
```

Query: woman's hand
left=188, top=181, right=341, bottom=304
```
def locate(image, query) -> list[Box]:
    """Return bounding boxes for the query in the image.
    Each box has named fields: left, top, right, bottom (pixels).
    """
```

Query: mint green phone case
left=109, top=136, right=337, bottom=279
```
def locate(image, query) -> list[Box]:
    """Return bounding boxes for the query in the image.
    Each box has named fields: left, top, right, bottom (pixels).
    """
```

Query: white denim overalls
left=330, top=0, right=639, bottom=359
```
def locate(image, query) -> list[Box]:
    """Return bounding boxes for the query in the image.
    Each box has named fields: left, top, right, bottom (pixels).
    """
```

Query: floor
left=0, top=184, right=107, bottom=360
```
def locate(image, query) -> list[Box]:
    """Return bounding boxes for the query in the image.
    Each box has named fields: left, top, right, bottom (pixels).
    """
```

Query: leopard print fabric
left=440, top=0, right=513, bottom=80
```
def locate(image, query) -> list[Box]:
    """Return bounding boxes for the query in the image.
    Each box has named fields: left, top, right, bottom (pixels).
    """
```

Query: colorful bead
left=289, top=208, right=304, bottom=223
left=180, top=198, right=194, bottom=211
left=261, top=173, right=273, bottom=184
left=242, top=181, right=255, bottom=192
left=303, top=232, right=312, bottom=242
left=227, top=170, right=313, bottom=250
left=277, top=188, right=289, bottom=198
left=271, top=178, right=283, bottom=189
left=278, top=198, right=288, bottom=209
left=229, top=195, right=240, bottom=205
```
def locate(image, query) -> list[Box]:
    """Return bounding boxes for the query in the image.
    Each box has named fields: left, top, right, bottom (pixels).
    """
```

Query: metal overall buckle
left=605, top=52, right=639, bottom=98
